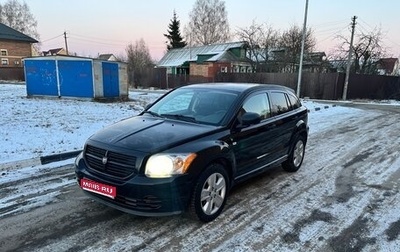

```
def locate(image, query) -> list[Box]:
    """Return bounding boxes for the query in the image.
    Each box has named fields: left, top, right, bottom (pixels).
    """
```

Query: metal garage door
left=25, top=60, right=58, bottom=96
left=102, top=62, right=119, bottom=97
left=58, top=60, right=93, bottom=97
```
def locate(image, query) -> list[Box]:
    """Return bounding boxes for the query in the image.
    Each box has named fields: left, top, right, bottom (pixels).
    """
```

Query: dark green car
left=75, top=83, right=308, bottom=222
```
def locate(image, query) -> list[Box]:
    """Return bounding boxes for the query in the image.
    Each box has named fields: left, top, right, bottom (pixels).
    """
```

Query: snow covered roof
left=157, top=41, right=246, bottom=67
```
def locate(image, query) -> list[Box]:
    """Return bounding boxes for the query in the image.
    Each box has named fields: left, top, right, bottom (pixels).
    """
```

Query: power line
left=356, top=22, right=373, bottom=35
left=40, top=34, right=64, bottom=43
left=315, top=25, right=349, bottom=40
left=315, top=25, right=347, bottom=35
left=69, top=32, right=131, bottom=44
left=69, top=36, right=127, bottom=47
left=312, top=19, right=349, bottom=28
left=67, top=35, right=165, bottom=50
left=349, top=19, right=399, bottom=55
left=357, top=17, right=376, bottom=31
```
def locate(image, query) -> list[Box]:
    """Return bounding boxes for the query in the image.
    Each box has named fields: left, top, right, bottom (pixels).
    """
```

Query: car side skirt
left=234, top=154, right=288, bottom=181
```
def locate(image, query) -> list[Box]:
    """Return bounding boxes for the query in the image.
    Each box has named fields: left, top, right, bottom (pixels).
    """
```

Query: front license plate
left=80, top=178, right=117, bottom=199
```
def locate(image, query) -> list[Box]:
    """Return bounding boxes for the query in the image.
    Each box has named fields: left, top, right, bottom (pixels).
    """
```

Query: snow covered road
left=1, top=100, right=400, bottom=251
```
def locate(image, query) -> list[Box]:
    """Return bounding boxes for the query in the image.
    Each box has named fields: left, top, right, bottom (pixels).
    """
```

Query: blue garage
left=24, top=56, right=128, bottom=99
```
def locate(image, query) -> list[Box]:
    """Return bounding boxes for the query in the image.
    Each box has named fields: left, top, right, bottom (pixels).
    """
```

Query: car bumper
left=75, top=156, right=192, bottom=217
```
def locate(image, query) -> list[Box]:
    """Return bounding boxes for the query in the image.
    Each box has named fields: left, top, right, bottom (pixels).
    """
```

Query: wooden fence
left=0, top=67, right=24, bottom=81
left=153, top=71, right=400, bottom=100
left=3, top=65, right=399, bottom=100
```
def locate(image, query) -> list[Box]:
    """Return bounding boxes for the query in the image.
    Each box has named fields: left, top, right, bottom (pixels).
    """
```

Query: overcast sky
left=20, top=0, right=400, bottom=60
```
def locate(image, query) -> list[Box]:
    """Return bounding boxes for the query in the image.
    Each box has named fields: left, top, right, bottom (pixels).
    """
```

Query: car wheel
left=282, top=135, right=305, bottom=172
left=190, top=163, right=229, bottom=222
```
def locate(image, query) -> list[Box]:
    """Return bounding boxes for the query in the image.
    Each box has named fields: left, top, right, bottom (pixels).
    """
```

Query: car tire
left=190, top=163, right=229, bottom=222
left=282, top=134, right=306, bottom=172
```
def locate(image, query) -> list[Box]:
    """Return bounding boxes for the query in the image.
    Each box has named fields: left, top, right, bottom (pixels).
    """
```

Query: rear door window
left=270, top=92, right=289, bottom=116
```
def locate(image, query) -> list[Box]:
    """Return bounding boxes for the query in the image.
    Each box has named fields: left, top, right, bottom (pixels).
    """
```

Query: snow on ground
left=0, top=83, right=399, bottom=165
left=0, top=84, right=162, bottom=163
left=1, top=83, right=400, bottom=251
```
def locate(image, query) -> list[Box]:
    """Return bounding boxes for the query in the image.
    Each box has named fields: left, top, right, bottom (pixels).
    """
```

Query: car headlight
left=145, top=153, right=197, bottom=178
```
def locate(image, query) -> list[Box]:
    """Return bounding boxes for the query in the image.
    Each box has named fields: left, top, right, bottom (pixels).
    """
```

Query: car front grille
left=84, top=145, right=137, bottom=179
left=88, top=191, right=162, bottom=211
left=114, top=194, right=162, bottom=210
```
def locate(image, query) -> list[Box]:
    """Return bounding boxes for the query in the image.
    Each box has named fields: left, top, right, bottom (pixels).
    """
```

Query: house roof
left=98, top=54, right=115, bottom=60
left=42, top=48, right=65, bottom=56
left=377, top=58, right=399, bottom=73
left=329, top=60, right=347, bottom=70
left=157, top=41, right=246, bottom=67
left=0, top=23, right=38, bottom=43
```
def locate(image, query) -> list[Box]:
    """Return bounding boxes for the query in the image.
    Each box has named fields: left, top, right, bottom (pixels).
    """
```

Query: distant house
left=302, top=52, right=328, bottom=73
left=0, top=23, right=38, bottom=69
left=376, top=58, right=399, bottom=76
left=157, top=41, right=252, bottom=78
left=328, top=60, right=347, bottom=73
left=249, top=48, right=328, bottom=73
left=98, top=54, right=117, bottom=61
left=248, top=48, right=285, bottom=73
left=42, top=48, right=67, bottom=56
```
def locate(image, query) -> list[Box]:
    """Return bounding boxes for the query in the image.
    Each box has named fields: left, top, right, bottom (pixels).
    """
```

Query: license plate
left=80, top=178, right=116, bottom=199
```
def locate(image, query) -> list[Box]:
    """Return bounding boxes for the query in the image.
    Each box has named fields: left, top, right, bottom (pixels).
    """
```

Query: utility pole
left=64, top=31, right=69, bottom=55
left=342, top=16, right=357, bottom=100
left=296, top=0, right=309, bottom=97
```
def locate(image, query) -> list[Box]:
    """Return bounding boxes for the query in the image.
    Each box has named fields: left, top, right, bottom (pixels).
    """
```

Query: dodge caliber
left=75, top=83, right=309, bottom=222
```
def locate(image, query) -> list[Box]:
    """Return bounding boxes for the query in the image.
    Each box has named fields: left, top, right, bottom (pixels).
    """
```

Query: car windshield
left=146, top=88, right=238, bottom=126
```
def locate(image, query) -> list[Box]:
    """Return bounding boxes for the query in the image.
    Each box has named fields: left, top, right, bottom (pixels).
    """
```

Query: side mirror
left=241, top=112, right=261, bottom=126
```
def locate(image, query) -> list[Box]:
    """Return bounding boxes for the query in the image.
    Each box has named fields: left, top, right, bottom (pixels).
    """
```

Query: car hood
left=88, top=116, right=218, bottom=153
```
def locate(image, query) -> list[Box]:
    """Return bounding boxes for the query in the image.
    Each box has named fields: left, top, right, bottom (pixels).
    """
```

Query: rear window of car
left=270, top=92, right=289, bottom=116
left=288, top=93, right=301, bottom=110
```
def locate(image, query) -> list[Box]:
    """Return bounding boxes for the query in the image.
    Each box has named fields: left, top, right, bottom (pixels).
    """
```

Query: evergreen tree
left=164, top=11, right=187, bottom=50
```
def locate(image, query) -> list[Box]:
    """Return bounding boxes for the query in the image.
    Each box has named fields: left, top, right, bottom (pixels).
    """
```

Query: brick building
left=0, top=23, right=38, bottom=80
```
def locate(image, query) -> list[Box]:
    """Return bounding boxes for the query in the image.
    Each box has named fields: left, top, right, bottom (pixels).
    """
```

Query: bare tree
left=186, top=0, right=230, bottom=45
left=278, top=24, right=316, bottom=73
left=236, top=20, right=280, bottom=71
left=0, top=0, right=40, bottom=48
left=333, top=27, right=386, bottom=74
left=126, top=39, right=154, bottom=88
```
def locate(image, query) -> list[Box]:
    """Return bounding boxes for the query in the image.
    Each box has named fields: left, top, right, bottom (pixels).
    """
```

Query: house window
left=221, top=66, right=228, bottom=73
left=1, top=58, right=8, bottom=65
left=1, top=49, right=7, bottom=56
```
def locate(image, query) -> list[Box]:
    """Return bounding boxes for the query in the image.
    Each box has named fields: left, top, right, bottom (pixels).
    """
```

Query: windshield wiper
left=161, top=114, right=198, bottom=123
left=143, top=111, right=161, bottom=117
